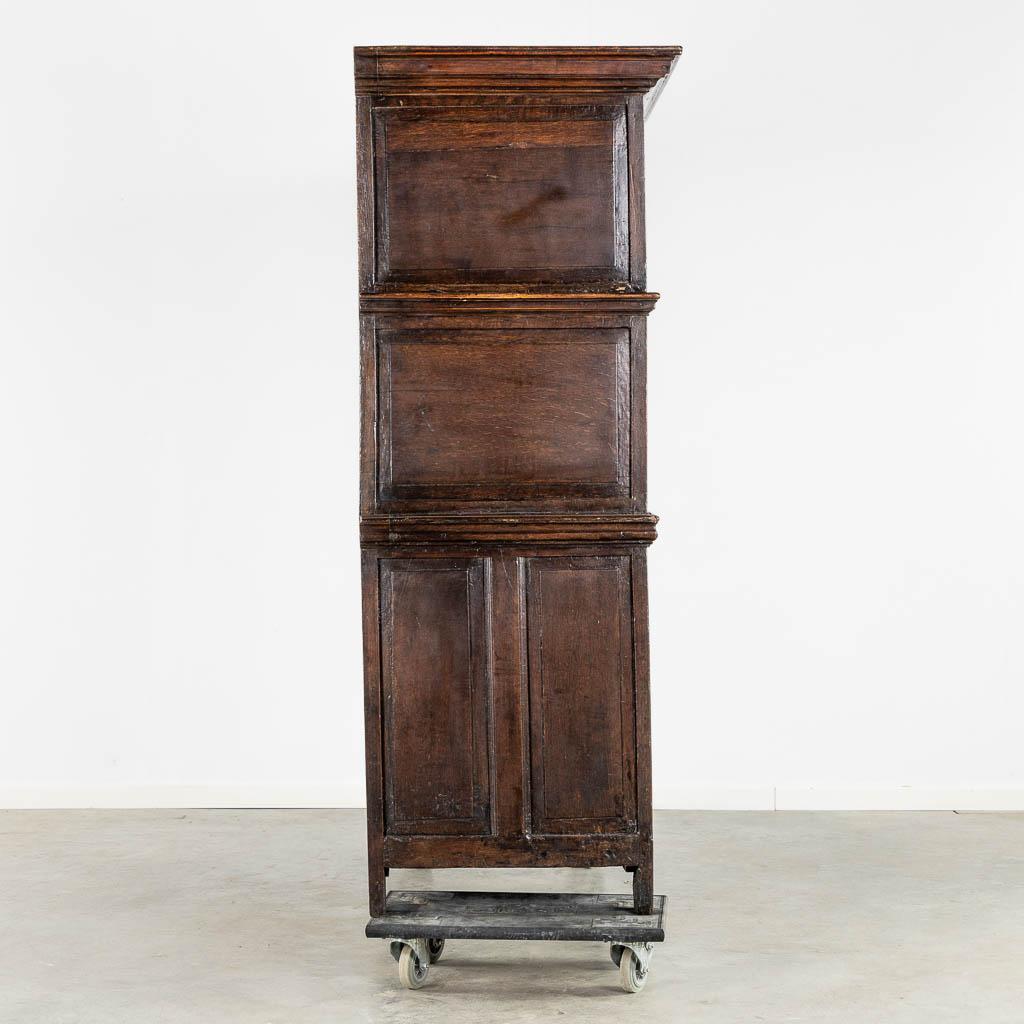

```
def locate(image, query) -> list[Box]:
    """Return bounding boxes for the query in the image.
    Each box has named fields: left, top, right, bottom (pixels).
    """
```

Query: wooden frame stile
left=360, top=547, right=386, bottom=917
left=631, top=546, right=655, bottom=912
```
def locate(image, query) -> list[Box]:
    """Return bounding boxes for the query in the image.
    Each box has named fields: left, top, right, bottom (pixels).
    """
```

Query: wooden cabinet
left=356, top=46, right=679, bottom=918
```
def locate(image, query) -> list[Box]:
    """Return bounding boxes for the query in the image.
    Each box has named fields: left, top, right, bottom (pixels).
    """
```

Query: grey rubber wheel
left=398, top=945, right=429, bottom=990
left=619, top=948, right=649, bottom=993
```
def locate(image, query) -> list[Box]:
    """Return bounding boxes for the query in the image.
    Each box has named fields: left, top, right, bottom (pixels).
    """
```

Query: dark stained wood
left=366, top=891, right=666, bottom=943
left=380, top=558, right=491, bottom=836
left=359, top=292, right=659, bottom=314
left=355, top=96, right=376, bottom=295
left=526, top=556, right=637, bottom=835
left=360, top=550, right=386, bottom=916
left=364, top=543, right=650, bottom=561
left=374, top=104, right=627, bottom=285
left=359, top=512, right=658, bottom=546
left=626, top=95, right=647, bottom=288
left=487, top=555, right=528, bottom=837
left=631, top=548, right=655, bottom=914
left=363, top=310, right=647, bottom=513
left=356, top=46, right=677, bottom=920
left=385, top=832, right=641, bottom=869
left=632, top=847, right=654, bottom=916
left=379, top=327, right=628, bottom=501
left=629, top=314, right=650, bottom=509
left=358, top=314, right=377, bottom=514
left=354, top=46, right=682, bottom=99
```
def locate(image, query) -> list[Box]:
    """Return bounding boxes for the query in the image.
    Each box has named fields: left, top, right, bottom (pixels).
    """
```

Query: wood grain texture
left=526, top=556, right=637, bottom=835
left=363, top=311, right=647, bottom=513
left=373, top=104, right=627, bottom=286
left=381, top=558, right=491, bottom=836
left=360, top=551, right=386, bottom=916
left=626, top=95, right=647, bottom=288
left=359, top=512, right=658, bottom=546
left=356, top=46, right=678, bottom=917
left=384, top=832, right=641, bottom=869
left=487, top=555, right=528, bottom=837
left=354, top=46, right=682, bottom=99
left=630, top=548, right=655, bottom=914
left=359, top=292, right=659, bottom=314
left=379, top=327, right=628, bottom=499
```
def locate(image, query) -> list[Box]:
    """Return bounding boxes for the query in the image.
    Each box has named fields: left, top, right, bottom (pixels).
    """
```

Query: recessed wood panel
left=378, top=328, right=630, bottom=504
left=526, top=556, right=637, bottom=834
left=373, top=105, right=628, bottom=284
left=381, top=558, right=491, bottom=836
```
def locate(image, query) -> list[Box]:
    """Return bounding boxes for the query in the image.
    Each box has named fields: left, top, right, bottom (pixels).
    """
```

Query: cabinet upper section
left=355, top=47, right=681, bottom=292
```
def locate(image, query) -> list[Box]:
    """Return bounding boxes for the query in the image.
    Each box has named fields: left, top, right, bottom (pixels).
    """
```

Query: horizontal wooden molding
left=354, top=46, right=682, bottom=100
left=384, top=832, right=642, bottom=869
left=360, top=291, right=660, bottom=315
left=360, top=513, right=658, bottom=546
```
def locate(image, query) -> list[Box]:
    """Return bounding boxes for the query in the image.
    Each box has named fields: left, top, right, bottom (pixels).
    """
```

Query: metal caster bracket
left=610, top=940, right=654, bottom=971
left=387, top=937, right=432, bottom=964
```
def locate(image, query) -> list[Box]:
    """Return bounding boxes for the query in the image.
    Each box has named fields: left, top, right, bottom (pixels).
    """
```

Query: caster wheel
left=609, top=944, right=624, bottom=967
left=427, top=938, right=445, bottom=963
left=398, top=944, right=429, bottom=990
left=619, top=948, right=650, bottom=993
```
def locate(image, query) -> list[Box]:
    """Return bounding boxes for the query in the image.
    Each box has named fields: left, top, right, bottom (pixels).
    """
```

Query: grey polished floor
left=1, top=809, right=1022, bottom=1023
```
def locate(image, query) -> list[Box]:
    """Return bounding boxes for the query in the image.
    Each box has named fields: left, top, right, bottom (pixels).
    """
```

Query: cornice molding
left=354, top=46, right=682, bottom=101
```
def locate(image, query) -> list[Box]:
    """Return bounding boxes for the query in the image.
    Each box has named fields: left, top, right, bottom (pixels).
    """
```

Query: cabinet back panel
left=374, top=106, right=628, bottom=284
left=379, top=328, right=629, bottom=503
left=381, top=558, right=491, bottom=835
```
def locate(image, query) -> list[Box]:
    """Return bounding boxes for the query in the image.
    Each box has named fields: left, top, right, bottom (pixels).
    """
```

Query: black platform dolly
left=366, top=890, right=667, bottom=993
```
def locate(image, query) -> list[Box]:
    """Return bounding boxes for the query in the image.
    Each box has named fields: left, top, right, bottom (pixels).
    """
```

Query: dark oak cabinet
left=356, top=47, right=679, bottom=919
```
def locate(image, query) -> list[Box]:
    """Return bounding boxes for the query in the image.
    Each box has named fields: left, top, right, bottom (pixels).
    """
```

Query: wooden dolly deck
left=366, top=891, right=667, bottom=992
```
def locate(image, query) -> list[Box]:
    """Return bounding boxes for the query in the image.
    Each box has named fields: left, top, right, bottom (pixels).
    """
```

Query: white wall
left=2, top=1, right=1022, bottom=810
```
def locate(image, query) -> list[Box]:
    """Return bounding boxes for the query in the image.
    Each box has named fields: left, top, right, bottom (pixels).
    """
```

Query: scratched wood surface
left=366, top=891, right=666, bottom=942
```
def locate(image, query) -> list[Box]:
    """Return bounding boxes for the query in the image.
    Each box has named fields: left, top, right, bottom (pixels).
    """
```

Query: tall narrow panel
left=526, top=556, right=637, bottom=834
left=381, top=558, right=491, bottom=836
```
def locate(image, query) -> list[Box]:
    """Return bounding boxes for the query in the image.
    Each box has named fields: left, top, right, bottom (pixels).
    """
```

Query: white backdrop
left=2, top=2, right=1022, bottom=810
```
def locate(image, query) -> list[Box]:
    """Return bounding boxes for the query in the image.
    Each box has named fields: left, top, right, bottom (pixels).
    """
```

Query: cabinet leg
left=368, top=851, right=386, bottom=917
left=632, top=856, right=653, bottom=915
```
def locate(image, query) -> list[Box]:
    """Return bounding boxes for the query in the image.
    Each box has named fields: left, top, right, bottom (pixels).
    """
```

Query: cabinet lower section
left=361, top=545, right=654, bottom=914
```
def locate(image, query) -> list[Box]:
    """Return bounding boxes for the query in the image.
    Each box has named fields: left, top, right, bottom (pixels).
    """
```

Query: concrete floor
left=1, top=811, right=1022, bottom=1023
